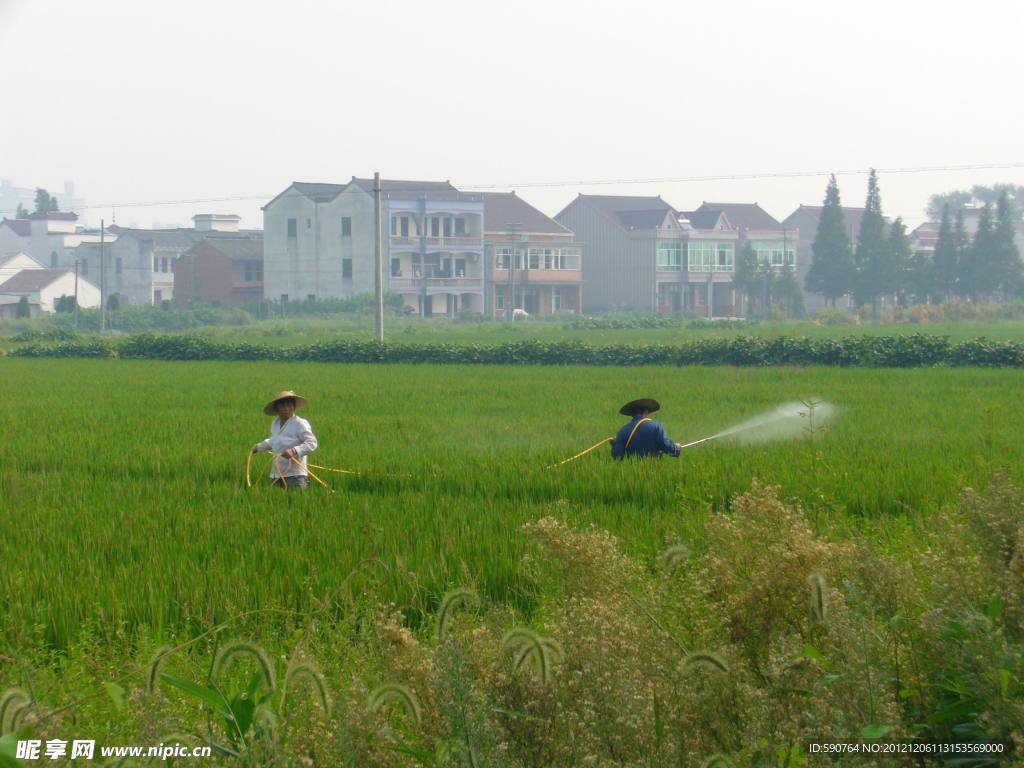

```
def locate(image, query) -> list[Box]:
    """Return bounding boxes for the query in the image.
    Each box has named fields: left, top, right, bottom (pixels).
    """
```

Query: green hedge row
left=9, top=332, right=1024, bottom=367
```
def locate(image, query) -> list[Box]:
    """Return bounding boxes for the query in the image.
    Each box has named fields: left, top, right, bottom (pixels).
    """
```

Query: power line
left=2, top=162, right=1022, bottom=218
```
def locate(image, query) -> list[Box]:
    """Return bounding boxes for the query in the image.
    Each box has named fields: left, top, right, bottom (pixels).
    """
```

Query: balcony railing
left=389, top=276, right=483, bottom=291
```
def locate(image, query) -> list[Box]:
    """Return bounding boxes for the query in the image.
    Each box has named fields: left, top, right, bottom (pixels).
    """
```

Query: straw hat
left=263, top=390, right=308, bottom=415
left=619, top=398, right=660, bottom=417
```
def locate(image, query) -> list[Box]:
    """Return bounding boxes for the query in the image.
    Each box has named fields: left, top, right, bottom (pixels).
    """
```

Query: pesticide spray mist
left=680, top=401, right=837, bottom=449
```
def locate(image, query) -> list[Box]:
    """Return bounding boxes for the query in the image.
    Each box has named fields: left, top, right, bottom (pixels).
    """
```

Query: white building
left=0, top=253, right=44, bottom=286
left=0, top=268, right=100, bottom=312
left=263, top=178, right=485, bottom=315
left=0, top=211, right=107, bottom=269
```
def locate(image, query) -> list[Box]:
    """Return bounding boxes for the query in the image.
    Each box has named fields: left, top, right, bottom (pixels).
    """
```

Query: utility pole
left=504, top=223, right=521, bottom=320
left=99, top=219, right=106, bottom=333
left=73, top=259, right=80, bottom=332
left=373, top=172, right=384, bottom=343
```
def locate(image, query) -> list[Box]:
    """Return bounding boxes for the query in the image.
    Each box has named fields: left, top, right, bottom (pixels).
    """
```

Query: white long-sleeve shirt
left=255, top=415, right=318, bottom=479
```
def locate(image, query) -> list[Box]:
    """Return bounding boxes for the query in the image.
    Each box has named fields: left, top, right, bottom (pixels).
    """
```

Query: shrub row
left=10, top=332, right=1024, bottom=367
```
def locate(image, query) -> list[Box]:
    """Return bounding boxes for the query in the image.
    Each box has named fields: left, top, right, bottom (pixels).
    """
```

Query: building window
left=552, top=288, right=562, bottom=311
left=443, top=217, right=452, bottom=237
left=657, top=242, right=682, bottom=271
left=161, top=257, right=169, bottom=273
left=342, top=217, right=352, bottom=237
left=50, top=251, right=58, bottom=268
left=306, top=218, right=311, bottom=229
left=716, top=243, right=734, bottom=271
left=154, top=290, right=162, bottom=302
left=528, top=249, right=540, bottom=270
left=558, top=249, right=581, bottom=270
left=400, top=218, right=410, bottom=237
left=153, top=256, right=159, bottom=271
left=287, top=218, right=297, bottom=238
left=430, top=218, right=440, bottom=237
left=495, top=247, right=512, bottom=269
left=81, top=257, right=88, bottom=275
left=307, top=294, right=315, bottom=302
left=494, top=289, right=505, bottom=311
left=391, top=258, right=402, bottom=277
left=454, top=217, right=466, bottom=236
left=116, top=257, right=123, bottom=274
left=342, top=258, right=353, bottom=278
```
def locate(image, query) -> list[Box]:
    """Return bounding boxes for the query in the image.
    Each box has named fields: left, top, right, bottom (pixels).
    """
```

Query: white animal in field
left=512, top=308, right=530, bottom=320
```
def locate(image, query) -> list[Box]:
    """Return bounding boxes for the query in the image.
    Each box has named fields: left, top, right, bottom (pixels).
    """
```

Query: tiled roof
left=616, top=209, right=672, bottom=230
left=680, top=210, right=724, bottom=230
left=349, top=178, right=459, bottom=195
left=0, top=268, right=70, bottom=291
left=1, top=218, right=31, bottom=236
left=481, top=192, right=572, bottom=235
left=291, top=182, right=349, bottom=202
left=570, top=194, right=677, bottom=232
left=782, top=205, right=877, bottom=237
left=190, top=236, right=263, bottom=262
left=697, top=202, right=781, bottom=231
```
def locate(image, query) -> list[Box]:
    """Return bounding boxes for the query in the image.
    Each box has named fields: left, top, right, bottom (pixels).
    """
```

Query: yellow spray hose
left=246, top=451, right=351, bottom=491
left=546, top=437, right=613, bottom=469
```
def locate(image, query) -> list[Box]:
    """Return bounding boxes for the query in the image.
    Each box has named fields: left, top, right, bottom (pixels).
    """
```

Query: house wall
left=263, top=187, right=377, bottom=301
left=2, top=272, right=100, bottom=312
left=174, top=250, right=233, bottom=304
left=555, top=200, right=658, bottom=312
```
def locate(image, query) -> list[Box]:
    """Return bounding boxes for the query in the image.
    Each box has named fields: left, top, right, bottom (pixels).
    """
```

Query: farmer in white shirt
left=251, top=390, right=319, bottom=490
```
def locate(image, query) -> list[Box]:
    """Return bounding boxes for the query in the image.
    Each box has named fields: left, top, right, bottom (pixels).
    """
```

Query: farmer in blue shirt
left=611, top=398, right=682, bottom=459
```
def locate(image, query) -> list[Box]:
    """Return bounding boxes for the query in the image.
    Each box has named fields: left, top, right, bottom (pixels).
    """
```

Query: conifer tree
left=805, top=175, right=853, bottom=306
left=886, top=217, right=912, bottom=305
left=853, top=169, right=888, bottom=317
left=931, top=205, right=957, bottom=301
left=952, top=209, right=971, bottom=299
left=965, top=204, right=995, bottom=300
left=991, top=190, right=1022, bottom=297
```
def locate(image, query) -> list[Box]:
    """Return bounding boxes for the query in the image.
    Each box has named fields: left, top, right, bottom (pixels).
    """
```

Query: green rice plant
left=435, top=587, right=479, bottom=641
left=500, top=628, right=562, bottom=685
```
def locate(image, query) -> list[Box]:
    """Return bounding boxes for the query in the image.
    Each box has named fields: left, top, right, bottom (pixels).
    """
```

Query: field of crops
left=3, top=356, right=1024, bottom=765
left=2, top=357, right=1022, bottom=649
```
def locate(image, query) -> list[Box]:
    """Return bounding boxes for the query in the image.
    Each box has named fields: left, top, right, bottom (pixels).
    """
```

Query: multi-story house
left=262, top=178, right=485, bottom=316
left=554, top=194, right=686, bottom=313
left=481, top=192, right=582, bottom=316
left=690, top=202, right=796, bottom=317
left=675, top=209, right=739, bottom=316
left=75, top=214, right=254, bottom=305
left=0, top=211, right=105, bottom=268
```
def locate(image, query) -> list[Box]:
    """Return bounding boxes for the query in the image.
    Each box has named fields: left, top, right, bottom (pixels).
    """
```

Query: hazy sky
left=2, top=0, right=1022, bottom=229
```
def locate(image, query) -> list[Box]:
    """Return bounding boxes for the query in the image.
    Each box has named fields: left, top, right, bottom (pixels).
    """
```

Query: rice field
left=2, top=357, right=1023, bottom=652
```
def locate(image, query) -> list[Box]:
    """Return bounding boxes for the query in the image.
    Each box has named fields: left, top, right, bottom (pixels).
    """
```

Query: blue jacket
left=611, top=416, right=680, bottom=459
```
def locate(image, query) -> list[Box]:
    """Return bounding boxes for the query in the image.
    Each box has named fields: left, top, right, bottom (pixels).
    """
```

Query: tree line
left=806, top=172, right=1022, bottom=314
